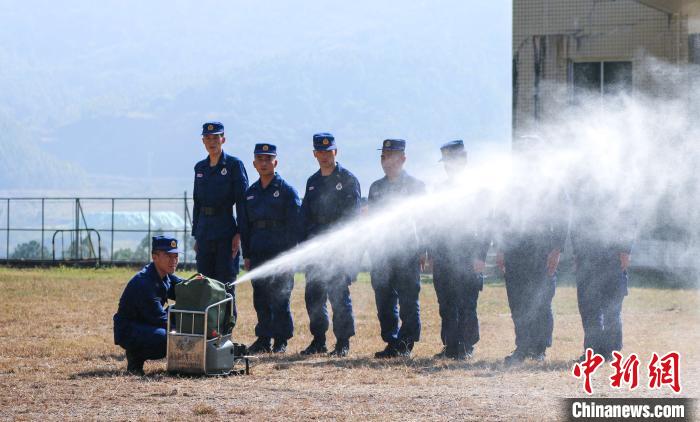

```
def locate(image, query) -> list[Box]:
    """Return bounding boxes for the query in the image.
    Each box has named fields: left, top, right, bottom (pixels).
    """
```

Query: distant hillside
left=0, top=1, right=511, bottom=195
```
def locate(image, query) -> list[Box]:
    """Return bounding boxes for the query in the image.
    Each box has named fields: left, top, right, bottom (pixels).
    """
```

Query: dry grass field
left=0, top=267, right=697, bottom=421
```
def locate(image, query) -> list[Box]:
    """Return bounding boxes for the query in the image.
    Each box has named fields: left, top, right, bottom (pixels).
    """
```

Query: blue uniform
left=430, top=183, right=491, bottom=355
left=500, top=187, right=569, bottom=356
left=301, top=162, right=361, bottom=342
left=368, top=170, right=426, bottom=348
left=240, top=173, right=302, bottom=342
left=113, top=262, right=180, bottom=363
left=570, top=184, right=633, bottom=357
left=192, top=150, right=248, bottom=313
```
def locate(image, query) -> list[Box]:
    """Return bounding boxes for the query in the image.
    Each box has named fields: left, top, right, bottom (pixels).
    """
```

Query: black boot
left=395, top=340, right=414, bottom=357
left=434, top=346, right=448, bottom=359
left=300, top=337, right=327, bottom=355
left=272, top=339, right=288, bottom=354
left=125, top=350, right=144, bottom=376
left=374, top=343, right=400, bottom=359
left=449, top=343, right=473, bottom=361
left=529, top=349, right=546, bottom=362
left=248, top=337, right=272, bottom=354
left=328, top=338, right=350, bottom=357
left=575, top=349, right=605, bottom=363
left=504, top=348, right=528, bottom=366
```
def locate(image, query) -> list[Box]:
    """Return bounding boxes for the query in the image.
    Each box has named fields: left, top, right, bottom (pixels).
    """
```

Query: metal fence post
left=41, top=198, right=45, bottom=260
left=183, top=191, right=188, bottom=265
left=5, top=199, right=9, bottom=261
left=147, top=198, right=152, bottom=250
left=74, top=198, right=80, bottom=260
left=111, top=198, right=115, bottom=262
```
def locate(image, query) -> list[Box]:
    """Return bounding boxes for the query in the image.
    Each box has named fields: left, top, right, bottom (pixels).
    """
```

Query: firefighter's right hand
left=424, top=256, right=433, bottom=273
left=244, top=258, right=251, bottom=271
left=193, top=240, right=198, bottom=254
left=546, top=248, right=561, bottom=277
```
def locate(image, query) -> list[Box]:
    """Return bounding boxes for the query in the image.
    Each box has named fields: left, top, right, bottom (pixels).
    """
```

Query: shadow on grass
left=95, top=353, right=125, bottom=361
left=70, top=368, right=130, bottom=379
left=71, top=368, right=174, bottom=380
left=68, top=356, right=574, bottom=380
left=271, top=355, right=574, bottom=374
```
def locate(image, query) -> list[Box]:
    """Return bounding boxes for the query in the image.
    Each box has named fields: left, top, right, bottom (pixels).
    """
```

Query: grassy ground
left=0, top=267, right=697, bottom=421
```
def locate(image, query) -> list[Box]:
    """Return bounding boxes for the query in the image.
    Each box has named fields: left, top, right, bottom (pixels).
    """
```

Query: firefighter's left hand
left=620, top=252, right=630, bottom=271
left=546, top=248, right=561, bottom=277
left=496, top=252, right=505, bottom=275
left=232, top=234, right=241, bottom=258
left=473, top=259, right=486, bottom=274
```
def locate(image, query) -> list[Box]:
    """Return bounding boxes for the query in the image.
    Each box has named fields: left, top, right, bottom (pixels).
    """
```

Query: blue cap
left=202, top=122, right=224, bottom=135
left=378, top=139, right=406, bottom=151
left=152, top=236, right=181, bottom=253
left=254, top=143, right=277, bottom=156
left=313, top=133, right=336, bottom=151
left=439, top=140, right=467, bottom=161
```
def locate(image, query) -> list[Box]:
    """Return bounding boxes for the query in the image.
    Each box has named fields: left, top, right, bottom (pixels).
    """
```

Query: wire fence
left=0, top=194, right=196, bottom=267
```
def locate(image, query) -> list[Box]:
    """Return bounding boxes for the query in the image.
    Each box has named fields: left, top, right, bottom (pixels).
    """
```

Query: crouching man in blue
left=429, top=140, right=491, bottom=360
left=369, top=139, right=426, bottom=358
left=240, top=143, right=303, bottom=354
left=113, top=236, right=183, bottom=375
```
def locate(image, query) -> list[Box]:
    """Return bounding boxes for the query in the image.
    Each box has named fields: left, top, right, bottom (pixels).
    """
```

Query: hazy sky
left=0, top=1, right=512, bottom=196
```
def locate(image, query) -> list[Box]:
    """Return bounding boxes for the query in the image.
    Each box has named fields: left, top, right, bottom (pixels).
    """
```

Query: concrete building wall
left=512, top=0, right=699, bottom=273
left=513, top=0, right=692, bottom=136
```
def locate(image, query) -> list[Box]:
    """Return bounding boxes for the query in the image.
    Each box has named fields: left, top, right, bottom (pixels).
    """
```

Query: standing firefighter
left=300, top=133, right=361, bottom=357
left=240, top=143, right=303, bottom=354
left=113, top=236, right=182, bottom=375
left=369, top=139, right=426, bottom=358
left=192, top=122, right=249, bottom=317
left=570, top=180, right=633, bottom=361
left=429, top=140, right=491, bottom=360
left=498, top=139, right=570, bottom=364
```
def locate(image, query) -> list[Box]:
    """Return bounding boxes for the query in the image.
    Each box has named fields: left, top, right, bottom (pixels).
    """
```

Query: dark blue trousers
left=371, top=255, right=421, bottom=345
left=251, top=258, right=294, bottom=341
left=576, top=254, right=628, bottom=355
left=196, top=236, right=240, bottom=317
left=504, top=262, right=556, bottom=354
left=304, top=266, right=355, bottom=341
left=433, top=264, right=482, bottom=351
left=114, top=320, right=167, bottom=363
